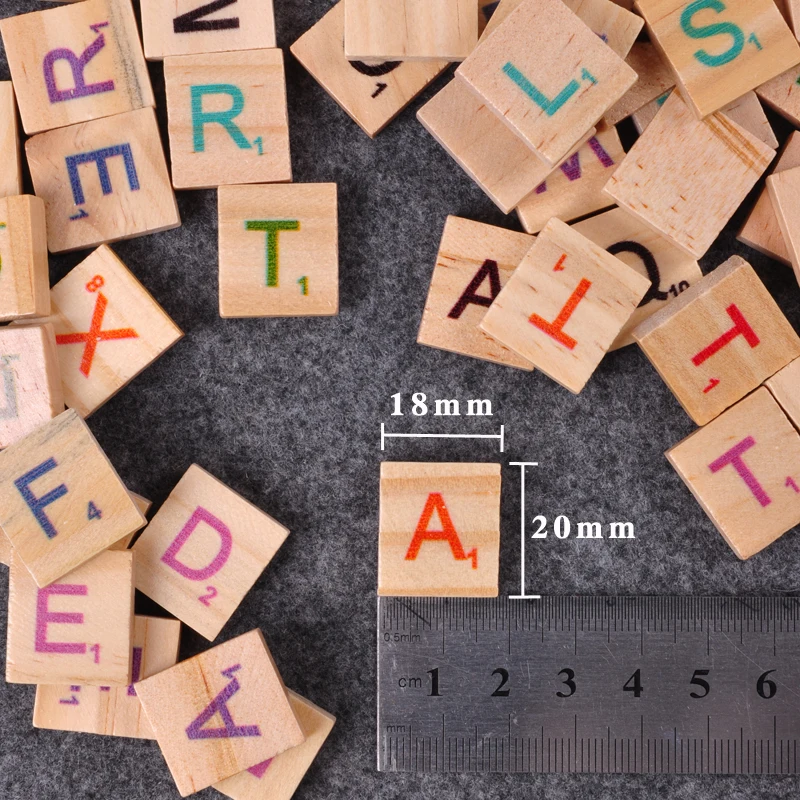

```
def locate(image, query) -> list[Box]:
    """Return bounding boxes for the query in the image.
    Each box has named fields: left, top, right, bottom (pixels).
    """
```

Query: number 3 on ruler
left=199, top=586, right=218, bottom=606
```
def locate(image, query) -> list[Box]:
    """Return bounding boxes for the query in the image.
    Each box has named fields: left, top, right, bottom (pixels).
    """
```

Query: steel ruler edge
left=377, top=596, right=800, bottom=776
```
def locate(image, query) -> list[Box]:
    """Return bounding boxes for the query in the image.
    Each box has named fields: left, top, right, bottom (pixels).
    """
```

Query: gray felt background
left=1, top=1, right=800, bottom=798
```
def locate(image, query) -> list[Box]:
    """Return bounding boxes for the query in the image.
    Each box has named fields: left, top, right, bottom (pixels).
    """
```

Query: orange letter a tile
left=404, top=493, right=477, bottom=569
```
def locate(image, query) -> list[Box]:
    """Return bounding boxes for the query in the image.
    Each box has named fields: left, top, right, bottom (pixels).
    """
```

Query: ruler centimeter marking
left=377, top=596, right=800, bottom=774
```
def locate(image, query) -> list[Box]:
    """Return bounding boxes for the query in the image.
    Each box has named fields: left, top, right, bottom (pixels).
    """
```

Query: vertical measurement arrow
left=509, top=462, right=540, bottom=600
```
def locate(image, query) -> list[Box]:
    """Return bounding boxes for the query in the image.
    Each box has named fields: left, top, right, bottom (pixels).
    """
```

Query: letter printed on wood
left=378, top=462, right=502, bottom=596
left=667, top=388, right=800, bottom=559
left=0, top=0, right=154, bottom=135
left=6, top=549, right=134, bottom=684
left=26, top=108, right=181, bottom=254
left=633, top=255, right=800, bottom=425
left=0, top=409, right=146, bottom=587
left=480, top=218, right=650, bottom=392
left=33, top=615, right=181, bottom=738
left=417, top=215, right=535, bottom=368
left=136, top=629, right=305, bottom=797
left=456, top=0, right=637, bottom=166
left=133, top=464, right=289, bottom=641
left=214, top=691, right=336, bottom=800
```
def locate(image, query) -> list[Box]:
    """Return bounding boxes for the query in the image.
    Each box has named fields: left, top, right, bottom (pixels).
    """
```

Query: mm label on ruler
left=377, top=596, right=800, bottom=775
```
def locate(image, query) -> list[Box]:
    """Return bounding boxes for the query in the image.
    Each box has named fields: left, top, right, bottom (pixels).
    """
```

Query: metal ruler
left=377, top=596, right=800, bottom=775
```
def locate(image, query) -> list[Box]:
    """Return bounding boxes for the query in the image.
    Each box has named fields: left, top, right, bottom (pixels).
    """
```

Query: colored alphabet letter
left=186, top=664, right=261, bottom=739
left=691, top=304, right=759, bottom=367
left=536, top=136, right=615, bottom=194
left=529, top=276, right=592, bottom=350
left=405, top=492, right=477, bottom=568
left=245, top=220, right=301, bottom=287
left=709, top=436, right=771, bottom=507
left=680, top=0, right=744, bottom=67
left=66, top=144, right=140, bottom=207
left=15, top=458, right=68, bottom=540
left=502, top=62, right=581, bottom=117
left=191, top=85, right=251, bottom=152
left=448, top=259, right=501, bottom=319
left=161, top=506, right=233, bottom=581
left=43, top=30, right=115, bottom=104
left=127, top=646, right=143, bottom=696
left=174, top=0, right=240, bottom=32
left=35, top=584, right=88, bottom=654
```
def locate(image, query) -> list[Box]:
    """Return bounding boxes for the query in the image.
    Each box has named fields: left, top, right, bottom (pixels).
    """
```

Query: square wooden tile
left=667, top=388, right=800, bottom=559
left=292, top=1, right=449, bottom=139
left=133, top=464, right=288, bottom=641
left=418, top=77, right=595, bottom=214
left=417, top=216, right=535, bottom=368
left=767, top=164, right=800, bottom=285
left=344, top=0, right=477, bottom=60
left=719, top=90, right=778, bottom=149
left=604, top=41, right=676, bottom=125
left=0, top=0, right=154, bottom=135
left=214, top=691, right=336, bottom=800
left=456, top=0, right=637, bottom=166
left=140, top=0, right=276, bottom=61
left=0, top=409, right=146, bottom=587
left=0, top=195, right=50, bottom=322
left=14, top=245, right=183, bottom=418
left=378, top=462, right=501, bottom=596
left=6, top=549, right=134, bottom=684
left=33, top=615, right=181, bottom=738
left=136, top=629, right=305, bottom=797
left=26, top=107, right=180, bottom=254
left=767, top=357, right=800, bottom=430
left=480, top=218, right=650, bottom=393
left=164, top=49, right=291, bottom=189
left=636, top=0, right=800, bottom=118
left=0, top=83, right=22, bottom=198
left=633, top=255, right=800, bottom=425
left=757, top=63, right=800, bottom=128
left=516, top=124, right=624, bottom=234
left=218, top=184, right=338, bottom=318
left=0, top=324, right=64, bottom=449
left=604, top=91, right=775, bottom=258
left=572, top=207, right=702, bottom=350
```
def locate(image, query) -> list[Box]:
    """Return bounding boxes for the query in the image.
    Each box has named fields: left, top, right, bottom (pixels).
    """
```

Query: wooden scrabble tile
left=667, top=388, right=800, bottom=559
left=136, top=629, right=305, bottom=797
left=515, top=124, right=624, bottom=234
left=0, top=0, right=154, bottom=135
left=480, top=0, right=643, bottom=57
left=480, top=218, right=650, bottom=392
left=140, top=0, right=276, bottom=61
left=636, top=0, right=800, bottom=119
left=214, top=691, right=336, bottom=800
left=767, top=357, right=800, bottom=429
left=604, top=91, right=775, bottom=258
left=0, top=325, right=64, bottom=449
left=133, top=465, right=288, bottom=641
left=291, top=2, right=449, bottom=139
left=0, top=409, right=146, bottom=587
left=218, top=184, right=338, bottom=318
left=33, top=615, right=181, bottom=738
left=0, top=83, right=22, bottom=199
left=378, top=462, right=501, bottom=596
left=604, top=42, right=676, bottom=125
left=0, top=196, right=50, bottom=322
left=109, top=492, right=153, bottom=550
left=740, top=132, right=800, bottom=264
left=720, top=91, right=778, bottom=148
left=767, top=164, right=800, bottom=284
left=15, top=245, right=183, bottom=418
left=417, top=77, right=596, bottom=213
left=164, top=49, right=291, bottom=189
left=26, top=107, right=180, bottom=254
left=634, top=255, right=800, bottom=425
left=572, top=208, right=702, bottom=350
left=343, top=0, right=477, bottom=60
left=757, top=63, right=800, bottom=127
left=417, top=216, right=535, bottom=368
left=6, top=549, right=134, bottom=684
left=456, top=0, right=637, bottom=166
